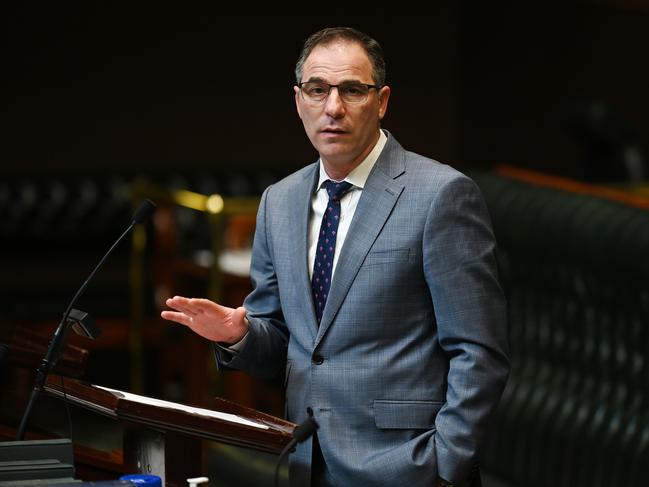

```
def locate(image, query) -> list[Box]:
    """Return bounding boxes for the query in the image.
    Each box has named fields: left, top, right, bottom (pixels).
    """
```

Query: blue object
left=119, top=474, right=162, bottom=486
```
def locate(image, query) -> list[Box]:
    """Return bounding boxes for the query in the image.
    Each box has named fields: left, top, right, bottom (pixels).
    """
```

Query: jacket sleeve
left=423, top=174, right=510, bottom=486
left=213, top=185, right=289, bottom=379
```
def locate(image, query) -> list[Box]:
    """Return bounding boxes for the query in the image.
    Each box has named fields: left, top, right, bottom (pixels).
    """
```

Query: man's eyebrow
left=303, top=77, right=364, bottom=84
left=304, top=76, right=326, bottom=83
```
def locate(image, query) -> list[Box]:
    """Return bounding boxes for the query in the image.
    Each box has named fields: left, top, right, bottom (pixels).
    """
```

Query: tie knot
left=323, top=180, right=353, bottom=202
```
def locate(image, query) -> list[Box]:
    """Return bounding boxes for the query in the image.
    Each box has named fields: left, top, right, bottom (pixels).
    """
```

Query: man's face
left=294, top=40, right=390, bottom=172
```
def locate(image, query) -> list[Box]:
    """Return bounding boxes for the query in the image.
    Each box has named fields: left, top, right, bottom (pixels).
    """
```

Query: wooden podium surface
left=41, top=376, right=295, bottom=486
left=2, top=325, right=295, bottom=485
left=44, top=376, right=294, bottom=454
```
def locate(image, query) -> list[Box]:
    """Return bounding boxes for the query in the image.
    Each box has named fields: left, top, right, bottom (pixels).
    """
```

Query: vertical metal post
left=130, top=202, right=147, bottom=394
left=123, top=427, right=166, bottom=485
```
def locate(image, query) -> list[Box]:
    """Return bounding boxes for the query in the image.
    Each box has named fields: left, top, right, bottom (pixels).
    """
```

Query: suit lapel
left=288, top=163, right=320, bottom=335
left=316, top=139, right=406, bottom=345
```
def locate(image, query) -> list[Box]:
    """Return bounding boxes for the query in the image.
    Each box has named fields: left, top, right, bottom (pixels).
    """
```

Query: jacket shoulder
left=262, top=162, right=317, bottom=196
left=401, top=150, right=474, bottom=189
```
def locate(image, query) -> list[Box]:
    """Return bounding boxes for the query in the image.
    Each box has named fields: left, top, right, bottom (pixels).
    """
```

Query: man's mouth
left=321, top=127, right=347, bottom=134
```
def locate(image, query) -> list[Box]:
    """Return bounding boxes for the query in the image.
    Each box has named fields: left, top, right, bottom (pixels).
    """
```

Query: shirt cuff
left=224, top=330, right=249, bottom=352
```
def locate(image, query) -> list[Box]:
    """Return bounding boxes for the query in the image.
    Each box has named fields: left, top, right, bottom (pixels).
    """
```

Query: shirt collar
left=317, top=129, right=387, bottom=191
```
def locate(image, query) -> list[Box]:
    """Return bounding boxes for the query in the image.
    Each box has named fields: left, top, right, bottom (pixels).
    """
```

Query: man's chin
left=320, top=149, right=352, bottom=165
left=318, top=140, right=348, bottom=155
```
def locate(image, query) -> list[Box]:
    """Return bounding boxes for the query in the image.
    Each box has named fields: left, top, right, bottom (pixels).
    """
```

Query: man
left=162, top=27, right=509, bottom=487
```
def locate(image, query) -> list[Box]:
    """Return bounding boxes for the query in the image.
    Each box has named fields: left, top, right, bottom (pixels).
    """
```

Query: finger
left=165, top=297, right=199, bottom=317
left=166, top=295, right=190, bottom=304
left=160, top=310, right=193, bottom=327
left=167, top=296, right=219, bottom=316
left=166, top=296, right=194, bottom=308
left=189, top=298, right=226, bottom=314
left=169, top=303, right=200, bottom=317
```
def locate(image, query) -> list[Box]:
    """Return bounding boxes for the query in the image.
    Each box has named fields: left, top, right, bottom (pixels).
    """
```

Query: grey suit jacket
left=215, top=132, right=510, bottom=486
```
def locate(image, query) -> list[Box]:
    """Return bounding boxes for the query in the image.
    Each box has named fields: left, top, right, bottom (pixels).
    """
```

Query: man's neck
left=322, top=162, right=359, bottom=182
left=321, top=131, right=381, bottom=181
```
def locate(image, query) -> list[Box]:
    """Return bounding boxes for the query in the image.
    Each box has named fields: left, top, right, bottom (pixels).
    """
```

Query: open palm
left=161, top=296, right=248, bottom=345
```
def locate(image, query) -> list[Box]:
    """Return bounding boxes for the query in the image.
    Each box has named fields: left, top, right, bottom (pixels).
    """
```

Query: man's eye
left=344, top=86, right=362, bottom=95
left=305, top=83, right=328, bottom=95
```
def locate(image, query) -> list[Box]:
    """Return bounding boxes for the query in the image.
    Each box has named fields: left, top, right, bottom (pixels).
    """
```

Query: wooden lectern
left=43, top=376, right=295, bottom=486
left=2, top=326, right=295, bottom=486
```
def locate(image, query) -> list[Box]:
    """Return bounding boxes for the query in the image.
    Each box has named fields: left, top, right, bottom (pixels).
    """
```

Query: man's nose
left=324, top=87, right=346, bottom=118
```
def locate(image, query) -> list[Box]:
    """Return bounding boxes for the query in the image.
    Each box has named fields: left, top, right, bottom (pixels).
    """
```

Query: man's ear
left=294, top=85, right=303, bottom=120
left=378, top=85, right=391, bottom=121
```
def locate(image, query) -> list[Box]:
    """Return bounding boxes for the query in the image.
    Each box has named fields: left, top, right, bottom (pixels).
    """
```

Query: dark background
left=3, top=3, right=649, bottom=377
left=3, top=6, right=649, bottom=484
left=5, top=4, right=648, bottom=179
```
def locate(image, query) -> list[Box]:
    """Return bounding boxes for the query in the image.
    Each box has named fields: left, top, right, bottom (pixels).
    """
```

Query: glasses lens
left=300, top=82, right=375, bottom=104
left=301, top=82, right=330, bottom=102
left=339, top=83, right=371, bottom=103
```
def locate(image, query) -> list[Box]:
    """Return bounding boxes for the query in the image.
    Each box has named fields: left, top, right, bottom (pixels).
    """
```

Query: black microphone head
left=132, top=198, right=156, bottom=224
left=293, top=417, right=318, bottom=443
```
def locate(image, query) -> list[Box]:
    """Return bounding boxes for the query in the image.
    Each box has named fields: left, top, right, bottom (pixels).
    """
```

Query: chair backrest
left=473, top=169, right=649, bottom=487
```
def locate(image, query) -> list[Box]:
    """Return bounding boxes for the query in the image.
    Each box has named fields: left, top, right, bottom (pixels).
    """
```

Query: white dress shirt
left=228, top=130, right=387, bottom=351
left=308, top=130, right=387, bottom=280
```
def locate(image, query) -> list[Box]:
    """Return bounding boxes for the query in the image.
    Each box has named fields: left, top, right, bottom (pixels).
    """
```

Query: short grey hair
left=295, top=27, right=386, bottom=86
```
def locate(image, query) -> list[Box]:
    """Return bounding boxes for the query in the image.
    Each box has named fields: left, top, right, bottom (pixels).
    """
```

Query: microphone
left=274, top=417, right=318, bottom=487
left=131, top=199, right=156, bottom=225
left=16, top=199, right=156, bottom=440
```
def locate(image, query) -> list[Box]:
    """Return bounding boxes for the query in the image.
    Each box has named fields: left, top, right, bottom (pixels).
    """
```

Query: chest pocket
left=363, top=248, right=410, bottom=266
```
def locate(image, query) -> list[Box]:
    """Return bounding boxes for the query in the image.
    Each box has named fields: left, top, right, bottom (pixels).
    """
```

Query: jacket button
left=312, top=354, right=324, bottom=365
left=306, top=407, right=313, bottom=416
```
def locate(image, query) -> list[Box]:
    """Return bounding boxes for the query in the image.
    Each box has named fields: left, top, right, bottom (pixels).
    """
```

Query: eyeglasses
left=298, top=81, right=381, bottom=104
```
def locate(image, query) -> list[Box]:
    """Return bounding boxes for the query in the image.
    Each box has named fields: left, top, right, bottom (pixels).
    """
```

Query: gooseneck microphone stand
left=274, top=417, right=318, bottom=487
left=16, top=199, right=156, bottom=441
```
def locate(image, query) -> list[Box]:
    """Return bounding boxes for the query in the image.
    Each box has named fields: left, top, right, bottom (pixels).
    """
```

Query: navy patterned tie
left=312, top=180, right=353, bottom=324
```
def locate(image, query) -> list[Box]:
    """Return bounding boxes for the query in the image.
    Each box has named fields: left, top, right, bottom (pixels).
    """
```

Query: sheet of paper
left=96, top=385, right=269, bottom=430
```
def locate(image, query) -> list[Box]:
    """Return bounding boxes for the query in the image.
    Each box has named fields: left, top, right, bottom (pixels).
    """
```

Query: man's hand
left=161, top=296, right=249, bottom=345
